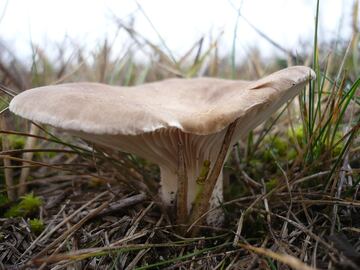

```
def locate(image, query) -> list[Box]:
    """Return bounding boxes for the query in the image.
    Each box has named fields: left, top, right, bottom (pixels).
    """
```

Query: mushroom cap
left=9, top=66, right=315, bottom=136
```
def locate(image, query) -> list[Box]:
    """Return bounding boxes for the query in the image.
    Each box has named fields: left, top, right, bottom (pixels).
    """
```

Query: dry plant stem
left=241, top=170, right=262, bottom=189
left=117, top=202, right=154, bottom=268
left=176, top=141, right=188, bottom=226
left=273, top=156, right=293, bottom=240
left=331, top=154, right=349, bottom=234
left=246, top=236, right=270, bottom=270
left=0, top=62, right=25, bottom=90
left=33, top=242, right=186, bottom=265
left=331, top=108, right=354, bottom=234
left=33, top=197, right=111, bottom=260
left=233, top=170, right=310, bottom=246
left=20, top=204, right=68, bottom=259
left=98, top=193, right=146, bottom=216
left=260, top=179, right=272, bottom=235
left=0, top=116, right=16, bottom=201
left=36, top=191, right=109, bottom=247
left=273, top=212, right=335, bottom=252
left=1, top=148, right=77, bottom=156
left=125, top=215, right=164, bottom=270
left=233, top=190, right=266, bottom=246
left=18, top=123, right=40, bottom=195
left=0, top=155, right=116, bottom=185
left=232, top=147, right=261, bottom=191
left=36, top=200, right=112, bottom=270
left=189, top=120, right=237, bottom=233
left=0, top=84, right=17, bottom=97
left=238, top=243, right=318, bottom=270
left=63, top=211, right=82, bottom=270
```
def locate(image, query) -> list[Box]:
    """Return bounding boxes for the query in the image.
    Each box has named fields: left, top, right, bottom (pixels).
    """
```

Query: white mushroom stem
left=159, top=165, right=223, bottom=214
left=72, top=128, right=227, bottom=223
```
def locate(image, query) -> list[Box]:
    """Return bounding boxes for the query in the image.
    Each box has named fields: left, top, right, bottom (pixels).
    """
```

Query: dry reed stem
left=0, top=115, right=16, bottom=201
left=36, top=191, right=109, bottom=250
left=36, top=200, right=112, bottom=270
left=125, top=215, right=164, bottom=269
left=188, top=120, right=237, bottom=234
left=238, top=243, right=318, bottom=270
left=0, top=155, right=115, bottom=185
left=233, top=190, right=267, bottom=246
left=32, top=242, right=184, bottom=265
left=176, top=141, right=188, bottom=226
left=98, top=193, right=146, bottom=216
left=114, top=202, right=154, bottom=268
left=18, top=123, right=40, bottom=195
left=19, top=204, right=68, bottom=260
left=33, top=196, right=112, bottom=261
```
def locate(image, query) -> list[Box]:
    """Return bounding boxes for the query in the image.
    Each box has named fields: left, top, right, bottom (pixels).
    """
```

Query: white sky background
left=0, top=0, right=357, bottom=63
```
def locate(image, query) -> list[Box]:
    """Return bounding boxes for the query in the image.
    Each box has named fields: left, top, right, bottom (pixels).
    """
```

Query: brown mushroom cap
left=9, top=66, right=315, bottom=137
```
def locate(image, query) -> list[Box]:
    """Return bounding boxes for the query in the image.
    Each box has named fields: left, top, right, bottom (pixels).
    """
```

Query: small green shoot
left=5, top=193, right=43, bottom=218
left=29, top=218, right=45, bottom=235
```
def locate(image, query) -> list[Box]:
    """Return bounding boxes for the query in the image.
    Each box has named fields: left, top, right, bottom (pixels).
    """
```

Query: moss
left=225, top=176, right=248, bottom=199
left=247, top=158, right=266, bottom=179
left=259, top=132, right=300, bottom=166
left=4, top=193, right=43, bottom=218
left=196, top=160, right=211, bottom=185
left=271, top=137, right=287, bottom=156
left=8, top=134, right=26, bottom=149
left=265, top=178, right=279, bottom=191
left=286, top=148, right=298, bottom=161
left=288, top=125, right=305, bottom=146
left=263, top=135, right=288, bottom=161
left=88, top=177, right=106, bottom=188
left=33, top=150, right=56, bottom=160
left=29, top=218, right=45, bottom=235
left=5, top=206, right=21, bottom=218
left=42, top=151, right=57, bottom=159
left=0, top=193, right=9, bottom=207
left=249, top=159, right=262, bottom=171
left=263, top=149, right=273, bottom=162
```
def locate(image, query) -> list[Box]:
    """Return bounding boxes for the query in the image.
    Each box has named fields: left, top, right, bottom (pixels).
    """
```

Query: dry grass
left=1, top=2, right=360, bottom=269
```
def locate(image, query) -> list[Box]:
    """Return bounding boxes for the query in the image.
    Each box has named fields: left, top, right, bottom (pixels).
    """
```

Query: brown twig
left=176, top=141, right=188, bottom=226
left=35, top=199, right=112, bottom=269
left=188, top=120, right=237, bottom=235
left=98, top=193, right=147, bottom=216
left=238, top=243, right=318, bottom=270
left=0, top=115, right=16, bottom=201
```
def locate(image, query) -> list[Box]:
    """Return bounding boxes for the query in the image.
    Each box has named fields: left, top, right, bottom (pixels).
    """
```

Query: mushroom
left=9, top=66, right=315, bottom=226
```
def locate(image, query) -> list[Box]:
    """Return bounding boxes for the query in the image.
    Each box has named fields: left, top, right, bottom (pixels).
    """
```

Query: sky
left=0, top=0, right=357, bottom=61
